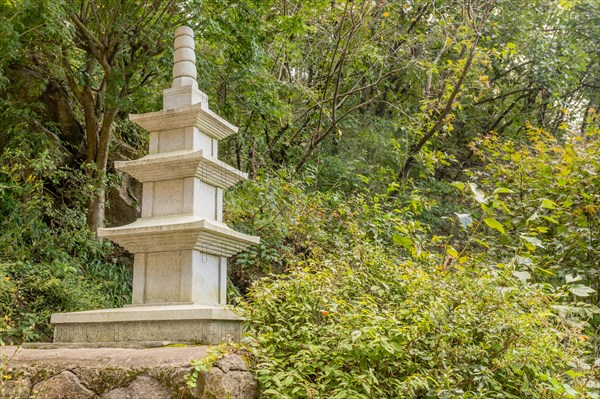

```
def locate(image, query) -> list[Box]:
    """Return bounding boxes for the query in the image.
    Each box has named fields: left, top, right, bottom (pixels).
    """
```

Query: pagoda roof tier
left=115, top=150, right=247, bottom=188
left=98, top=215, right=259, bottom=257
left=129, top=104, right=238, bottom=140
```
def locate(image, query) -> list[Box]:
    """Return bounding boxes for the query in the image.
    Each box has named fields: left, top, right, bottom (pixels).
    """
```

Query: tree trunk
left=83, top=106, right=118, bottom=237
left=87, top=189, right=106, bottom=234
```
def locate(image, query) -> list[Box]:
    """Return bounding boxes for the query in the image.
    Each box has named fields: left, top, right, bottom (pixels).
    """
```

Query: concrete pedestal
left=51, top=305, right=242, bottom=345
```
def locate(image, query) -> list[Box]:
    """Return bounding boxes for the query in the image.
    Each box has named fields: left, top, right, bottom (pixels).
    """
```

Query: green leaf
left=568, top=284, right=595, bottom=297
left=493, top=199, right=513, bottom=215
left=392, top=234, right=412, bottom=249
left=473, top=238, right=490, bottom=248
left=520, top=235, right=545, bottom=249
left=493, top=187, right=514, bottom=194
left=483, top=218, right=505, bottom=234
left=452, top=181, right=465, bottom=190
left=540, top=198, right=559, bottom=209
left=540, top=215, right=559, bottom=224
left=526, top=212, right=539, bottom=225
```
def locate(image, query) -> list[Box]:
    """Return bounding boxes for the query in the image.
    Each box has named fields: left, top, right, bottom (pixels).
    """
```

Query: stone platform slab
left=1, top=345, right=209, bottom=368
left=51, top=305, right=243, bottom=345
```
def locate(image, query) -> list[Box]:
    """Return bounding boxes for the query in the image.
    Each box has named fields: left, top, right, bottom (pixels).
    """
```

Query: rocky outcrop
left=101, top=376, right=172, bottom=399
left=0, top=376, right=31, bottom=399
left=0, top=346, right=257, bottom=399
left=32, top=371, right=96, bottom=399
left=200, top=354, right=257, bottom=399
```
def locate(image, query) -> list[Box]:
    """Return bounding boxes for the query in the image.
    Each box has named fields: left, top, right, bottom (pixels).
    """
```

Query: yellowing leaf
left=484, top=218, right=505, bottom=234
left=446, top=246, right=459, bottom=258
left=541, top=198, right=559, bottom=209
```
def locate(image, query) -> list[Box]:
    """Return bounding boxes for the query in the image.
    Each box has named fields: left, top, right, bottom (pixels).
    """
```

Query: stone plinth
left=51, top=305, right=242, bottom=345
left=50, top=26, right=259, bottom=345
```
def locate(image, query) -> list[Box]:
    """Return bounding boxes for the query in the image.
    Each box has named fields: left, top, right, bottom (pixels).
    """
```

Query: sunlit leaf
left=469, top=183, right=486, bottom=203
left=493, top=187, right=514, bottom=194
left=446, top=246, right=459, bottom=258
left=568, top=284, right=595, bottom=297
left=541, top=198, right=559, bottom=209
left=513, top=270, right=531, bottom=284
left=520, top=235, right=545, bottom=249
left=515, top=256, right=533, bottom=266
left=564, top=274, right=583, bottom=284
left=484, top=218, right=505, bottom=234
left=451, top=181, right=465, bottom=190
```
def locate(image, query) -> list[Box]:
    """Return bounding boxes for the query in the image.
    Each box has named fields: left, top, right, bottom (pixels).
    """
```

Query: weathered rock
left=106, top=173, right=142, bottom=228
left=200, top=355, right=256, bottom=399
left=101, top=375, right=172, bottom=399
left=202, top=369, right=256, bottom=399
left=0, top=377, right=32, bottom=399
left=32, top=371, right=96, bottom=399
left=3, top=346, right=256, bottom=399
left=213, top=354, right=248, bottom=373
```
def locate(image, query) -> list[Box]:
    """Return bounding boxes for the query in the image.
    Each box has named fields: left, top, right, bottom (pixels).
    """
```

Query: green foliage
left=0, top=146, right=131, bottom=344
left=241, top=242, right=591, bottom=398
left=185, top=345, right=232, bottom=388
left=226, top=168, right=440, bottom=292
left=457, top=122, right=600, bottom=308
left=446, top=122, right=600, bottom=393
left=228, top=166, right=598, bottom=397
left=185, top=344, right=253, bottom=389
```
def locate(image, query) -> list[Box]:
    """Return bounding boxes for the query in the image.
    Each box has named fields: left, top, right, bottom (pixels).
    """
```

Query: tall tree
left=58, top=0, right=180, bottom=232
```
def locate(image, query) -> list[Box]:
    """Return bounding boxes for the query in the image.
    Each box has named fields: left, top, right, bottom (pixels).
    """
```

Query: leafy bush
left=0, top=146, right=131, bottom=343
left=227, top=162, right=598, bottom=398
left=241, top=243, right=592, bottom=398
left=226, top=168, right=435, bottom=293
left=466, top=123, right=600, bottom=300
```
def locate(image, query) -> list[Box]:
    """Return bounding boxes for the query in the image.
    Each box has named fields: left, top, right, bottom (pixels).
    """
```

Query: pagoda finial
left=163, top=26, right=207, bottom=109
left=172, top=26, right=198, bottom=89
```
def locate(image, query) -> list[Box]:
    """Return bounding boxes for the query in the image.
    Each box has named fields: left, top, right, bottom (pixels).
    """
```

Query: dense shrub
left=226, top=169, right=436, bottom=293
left=226, top=159, right=598, bottom=398
left=241, top=243, right=592, bottom=398
left=466, top=125, right=600, bottom=304
left=0, top=146, right=131, bottom=343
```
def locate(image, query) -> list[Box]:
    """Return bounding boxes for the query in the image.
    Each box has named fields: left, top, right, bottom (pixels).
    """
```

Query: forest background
left=0, top=0, right=599, bottom=397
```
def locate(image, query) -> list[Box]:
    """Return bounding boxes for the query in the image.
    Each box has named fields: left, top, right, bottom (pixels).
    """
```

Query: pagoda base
left=51, top=305, right=243, bottom=345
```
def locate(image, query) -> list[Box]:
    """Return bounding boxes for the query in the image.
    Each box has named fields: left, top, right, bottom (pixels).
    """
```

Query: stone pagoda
left=51, top=26, right=259, bottom=345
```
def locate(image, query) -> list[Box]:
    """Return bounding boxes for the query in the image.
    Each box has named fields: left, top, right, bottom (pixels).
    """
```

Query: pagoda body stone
left=51, top=26, right=259, bottom=345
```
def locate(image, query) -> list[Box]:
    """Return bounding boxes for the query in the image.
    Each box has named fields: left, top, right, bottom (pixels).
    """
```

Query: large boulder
left=32, top=371, right=95, bottom=399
